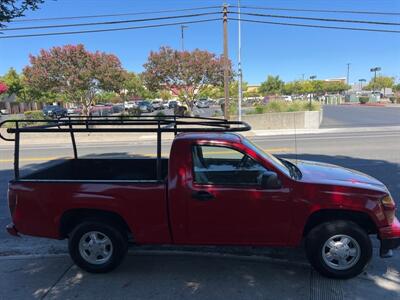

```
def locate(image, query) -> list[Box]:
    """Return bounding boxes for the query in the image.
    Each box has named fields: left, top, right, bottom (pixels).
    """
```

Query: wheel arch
left=59, top=208, right=133, bottom=240
left=303, top=209, right=378, bottom=237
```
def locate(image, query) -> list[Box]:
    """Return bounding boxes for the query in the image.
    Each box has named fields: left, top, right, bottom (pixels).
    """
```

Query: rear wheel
left=68, top=221, right=128, bottom=273
left=305, top=220, right=372, bottom=279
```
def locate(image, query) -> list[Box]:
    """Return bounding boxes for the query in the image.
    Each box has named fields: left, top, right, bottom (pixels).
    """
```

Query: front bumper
left=379, top=217, right=400, bottom=257
left=6, top=223, right=20, bottom=237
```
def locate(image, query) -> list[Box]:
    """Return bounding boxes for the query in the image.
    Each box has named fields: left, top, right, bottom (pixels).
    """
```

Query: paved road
left=321, top=105, right=400, bottom=128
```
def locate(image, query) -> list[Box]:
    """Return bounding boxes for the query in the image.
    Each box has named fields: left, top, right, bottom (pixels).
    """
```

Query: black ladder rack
left=0, top=115, right=251, bottom=181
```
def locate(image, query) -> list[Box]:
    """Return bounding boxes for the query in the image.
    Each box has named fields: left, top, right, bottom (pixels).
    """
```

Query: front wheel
left=68, top=221, right=128, bottom=273
left=305, top=220, right=372, bottom=279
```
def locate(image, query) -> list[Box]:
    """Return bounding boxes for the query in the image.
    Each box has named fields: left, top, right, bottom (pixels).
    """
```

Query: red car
left=2, top=116, right=399, bottom=279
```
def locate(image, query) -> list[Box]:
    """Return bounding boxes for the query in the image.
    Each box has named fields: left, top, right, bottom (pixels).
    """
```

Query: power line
left=0, top=18, right=220, bottom=39
left=229, top=18, right=400, bottom=33
left=2, top=12, right=220, bottom=31
left=230, top=5, right=400, bottom=16
left=230, top=11, right=400, bottom=26
left=10, top=6, right=222, bottom=22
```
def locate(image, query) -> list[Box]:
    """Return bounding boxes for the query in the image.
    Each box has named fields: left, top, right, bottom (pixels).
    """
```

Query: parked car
left=42, top=105, right=67, bottom=118
left=90, top=105, right=113, bottom=116
left=161, top=101, right=168, bottom=109
left=124, top=101, right=138, bottom=110
left=167, top=100, right=181, bottom=109
left=111, top=104, right=124, bottom=114
left=4, top=117, right=399, bottom=279
left=282, top=95, right=293, bottom=102
left=67, top=106, right=82, bottom=115
left=151, top=100, right=163, bottom=110
left=196, top=99, right=209, bottom=108
left=138, top=101, right=154, bottom=113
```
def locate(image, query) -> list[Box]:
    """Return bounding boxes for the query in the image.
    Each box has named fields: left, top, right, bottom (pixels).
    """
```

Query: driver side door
left=186, top=144, right=293, bottom=246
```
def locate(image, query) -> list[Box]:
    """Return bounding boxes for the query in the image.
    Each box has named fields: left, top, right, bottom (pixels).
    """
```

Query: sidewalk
left=1, top=248, right=399, bottom=299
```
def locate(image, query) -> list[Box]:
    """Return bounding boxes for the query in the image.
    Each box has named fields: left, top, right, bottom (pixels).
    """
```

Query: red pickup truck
left=2, top=116, right=399, bottom=279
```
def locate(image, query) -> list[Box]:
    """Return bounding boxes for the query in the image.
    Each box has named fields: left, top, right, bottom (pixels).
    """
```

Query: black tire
left=68, top=221, right=128, bottom=273
left=305, top=220, right=372, bottom=279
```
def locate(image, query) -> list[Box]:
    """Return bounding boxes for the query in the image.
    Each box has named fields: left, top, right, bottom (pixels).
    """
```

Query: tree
left=121, top=72, right=151, bottom=100
left=323, top=81, right=350, bottom=94
left=364, top=75, right=394, bottom=92
left=259, top=75, right=284, bottom=95
left=1, top=68, right=24, bottom=96
left=142, top=46, right=230, bottom=110
left=0, top=82, right=8, bottom=95
left=159, top=90, right=171, bottom=101
left=1, top=0, right=45, bottom=27
left=393, top=83, right=400, bottom=93
left=23, top=44, right=126, bottom=114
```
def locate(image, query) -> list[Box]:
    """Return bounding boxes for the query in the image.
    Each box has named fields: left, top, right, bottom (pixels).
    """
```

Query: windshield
left=243, top=138, right=291, bottom=177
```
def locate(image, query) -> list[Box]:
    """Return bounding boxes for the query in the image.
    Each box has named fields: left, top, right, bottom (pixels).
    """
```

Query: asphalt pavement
left=321, top=105, right=400, bottom=128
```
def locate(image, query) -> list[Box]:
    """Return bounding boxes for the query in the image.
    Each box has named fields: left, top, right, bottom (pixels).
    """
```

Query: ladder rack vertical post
left=173, top=115, right=177, bottom=136
left=157, top=121, right=162, bottom=181
left=14, top=123, right=20, bottom=180
left=68, top=118, right=78, bottom=159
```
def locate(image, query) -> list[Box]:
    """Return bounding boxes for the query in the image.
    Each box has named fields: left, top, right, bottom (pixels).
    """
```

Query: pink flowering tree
left=23, top=44, right=126, bottom=115
left=142, top=47, right=231, bottom=110
left=0, top=82, right=8, bottom=95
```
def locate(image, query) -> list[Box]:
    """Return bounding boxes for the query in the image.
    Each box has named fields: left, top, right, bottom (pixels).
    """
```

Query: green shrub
left=359, top=97, right=369, bottom=104
left=24, top=110, right=45, bottom=120
left=249, top=101, right=320, bottom=114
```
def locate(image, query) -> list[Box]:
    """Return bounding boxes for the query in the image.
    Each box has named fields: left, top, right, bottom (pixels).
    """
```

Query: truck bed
left=21, top=158, right=168, bottom=181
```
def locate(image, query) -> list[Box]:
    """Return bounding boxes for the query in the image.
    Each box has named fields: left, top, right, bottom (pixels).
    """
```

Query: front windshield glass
left=243, top=137, right=291, bottom=177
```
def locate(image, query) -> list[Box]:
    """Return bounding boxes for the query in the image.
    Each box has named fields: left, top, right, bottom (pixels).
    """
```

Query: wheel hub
left=79, top=231, right=113, bottom=265
left=322, top=234, right=361, bottom=271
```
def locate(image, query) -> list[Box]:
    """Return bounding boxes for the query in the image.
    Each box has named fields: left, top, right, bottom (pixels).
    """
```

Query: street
left=321, top=105, right=400, bottom=128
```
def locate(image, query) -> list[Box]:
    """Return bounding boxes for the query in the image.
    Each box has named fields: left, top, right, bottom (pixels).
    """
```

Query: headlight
left=381, top=195, right=395, bottom=207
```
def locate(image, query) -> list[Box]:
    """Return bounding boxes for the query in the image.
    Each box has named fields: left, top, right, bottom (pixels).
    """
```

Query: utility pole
left=223, top=4, right=230, bottom=119
left=237, top=0, right=242, bottom=121
left=180, top=25, right=188, bottom=51
left=309, top=75, right=316, bottom=111
left=346, top=63, right=351, bottom=85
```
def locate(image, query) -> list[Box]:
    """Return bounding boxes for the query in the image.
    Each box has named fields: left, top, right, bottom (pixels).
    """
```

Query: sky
left=0, top=0, right=399, bottom=85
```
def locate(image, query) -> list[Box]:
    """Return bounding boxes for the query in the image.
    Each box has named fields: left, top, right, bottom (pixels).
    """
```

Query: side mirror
left=260, top=171, right=282, bottom=189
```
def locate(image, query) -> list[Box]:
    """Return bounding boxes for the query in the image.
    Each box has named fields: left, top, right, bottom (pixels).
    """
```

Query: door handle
left=192, top=191, right=215, bottom=201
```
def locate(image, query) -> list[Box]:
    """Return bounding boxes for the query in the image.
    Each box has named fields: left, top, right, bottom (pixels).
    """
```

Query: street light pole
left=346, top=63, right=351, bottom=85
left=237, top=0, right=243, bottom=121
left=359, top=78, right=366, bottom=90
left=180, top=25, right=188, bottom=51
left=370, top=67, right=381, bottom=94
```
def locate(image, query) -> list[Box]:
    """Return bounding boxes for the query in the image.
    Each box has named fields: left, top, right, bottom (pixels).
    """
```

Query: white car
left=124, top=101, right=138, bottom=109
left=282, top=95, right=292, bottom=102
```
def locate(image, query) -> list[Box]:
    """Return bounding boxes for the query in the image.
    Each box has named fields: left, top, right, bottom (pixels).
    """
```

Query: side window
left=192, top=145, right=268, bottom=186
